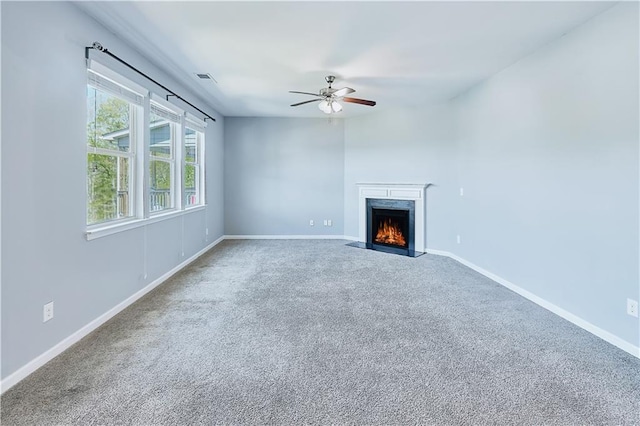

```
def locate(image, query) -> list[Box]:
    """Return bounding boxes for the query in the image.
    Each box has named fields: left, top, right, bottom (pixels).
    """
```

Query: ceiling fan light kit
left=318, top=100, right=331, bottom=113
left=318, top=99, right=343, bottom=114
left=290, top=75, right=376, bottom=114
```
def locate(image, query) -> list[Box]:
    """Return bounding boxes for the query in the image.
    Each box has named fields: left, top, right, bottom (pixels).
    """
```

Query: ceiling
left=77, top=1, right=614, bottom=118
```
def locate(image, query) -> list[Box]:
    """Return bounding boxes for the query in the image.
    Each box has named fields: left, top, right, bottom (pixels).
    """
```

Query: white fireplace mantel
left=357, top=183, right=429, bottom=253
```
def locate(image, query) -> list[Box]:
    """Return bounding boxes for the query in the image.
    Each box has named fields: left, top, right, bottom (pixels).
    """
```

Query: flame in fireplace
left=375, top=218, right=406, bottom=246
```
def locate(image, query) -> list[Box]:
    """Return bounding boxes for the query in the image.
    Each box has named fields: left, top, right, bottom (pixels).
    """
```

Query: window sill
left=86, top=205, right=206, bottom=241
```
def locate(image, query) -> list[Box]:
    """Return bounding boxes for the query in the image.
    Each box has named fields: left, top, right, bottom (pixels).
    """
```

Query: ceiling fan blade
left=332, top=87, right=355, bottom=97
left=343, top=97, right=376, bottom=107
left=289, top=91, right=320, bottom=96
left=291, top=98, right=323, bottom=107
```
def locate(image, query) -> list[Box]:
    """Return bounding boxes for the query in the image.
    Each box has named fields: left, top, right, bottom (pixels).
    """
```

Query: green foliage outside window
left=87, top=81, right=205, bottom=224
left=87, top=88, right=131, bottom=224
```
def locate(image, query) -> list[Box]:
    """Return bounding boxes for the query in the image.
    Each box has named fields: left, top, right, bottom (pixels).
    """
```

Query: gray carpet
left=2, top=240, right=639, bottom=425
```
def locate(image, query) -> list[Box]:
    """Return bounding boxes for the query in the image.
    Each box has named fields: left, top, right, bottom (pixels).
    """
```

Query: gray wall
left=452, top=3, right=639, bottom=347
left=1, top=2, right=224, bottom=379
left=344, top=106, right=457, bottom=251
left=2, top=0, right=638, bottom=385
left=224, top=118, right=345, bottom=235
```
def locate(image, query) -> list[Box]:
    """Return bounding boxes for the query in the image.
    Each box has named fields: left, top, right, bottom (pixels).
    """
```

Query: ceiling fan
left=289, top=76, right=376, bottom=114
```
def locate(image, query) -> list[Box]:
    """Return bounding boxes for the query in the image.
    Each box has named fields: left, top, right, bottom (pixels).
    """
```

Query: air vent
left=195, top=73, right=216, bottom=83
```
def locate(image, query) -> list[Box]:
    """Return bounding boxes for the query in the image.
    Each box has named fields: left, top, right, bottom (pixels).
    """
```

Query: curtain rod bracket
left=87, top=41, right=216, bottom=123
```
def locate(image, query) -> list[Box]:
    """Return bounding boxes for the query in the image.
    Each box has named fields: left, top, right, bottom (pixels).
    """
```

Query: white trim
left=357, top=183, right=430, bottom=188
left=425, top=249, right=640, bottom=359
left=87, top=59, right=148, bottom=98
left=150, top=102, right=180, bottom=124
left=356, top=183, right=429, bottom=252
left=87, top=68, right=145, bottom=105
left=141, top=94, right=151, bottom=219
left=425, top=248, right=451, bottom=257
left=87, top=147, right=134, bottom=158
left=224, top=235, right=350, bottom=240
left=185, top=112, right=207, bottom=132
left=6, top=239, right=633, bottom=394
left=0, top=236, right=225, bottom=394
left=150, top=94, right=183, bottom=120
left=86, top=205, right=206, bottom=240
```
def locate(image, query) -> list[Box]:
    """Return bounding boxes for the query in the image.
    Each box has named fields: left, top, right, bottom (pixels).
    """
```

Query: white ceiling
left=77, top=1, right=614, bottom=118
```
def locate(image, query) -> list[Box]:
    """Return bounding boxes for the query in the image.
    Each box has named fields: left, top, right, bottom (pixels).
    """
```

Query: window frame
left=148, top=99, right=181, bottom=215
left=183, top=118, right=206, bottom=209
left=86, top=71, right=143, bottom=228
left=85, top=63, right=208, bottom=240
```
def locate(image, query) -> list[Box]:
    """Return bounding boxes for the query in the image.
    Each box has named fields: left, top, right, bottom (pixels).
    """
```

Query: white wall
left=344, top=106, right=457, bottom=251
left=451, top=2, right=639, bottom=348
left=1, top=2, right=224, bottom=380
left=224, top=117, right=345, bottom=236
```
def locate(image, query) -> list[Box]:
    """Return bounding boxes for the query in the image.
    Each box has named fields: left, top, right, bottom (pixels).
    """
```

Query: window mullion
left=177, top=115, right=185, bottom=210
left=90, top=147, right=133, bottom=158
left=199, top=130, right=206, bottom=205
left=141, top=96, right=151, bottom=219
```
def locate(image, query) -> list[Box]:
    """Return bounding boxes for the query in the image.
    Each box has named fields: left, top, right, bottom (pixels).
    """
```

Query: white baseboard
left=425, top=248, right=451, bottom=257
left=225, top=234, right=353, bottom=240
left=0, top=236, right=225, bottom=394
left=426, top=248, right=640, bottom=359
left=6, top=240, right=635, bottom=394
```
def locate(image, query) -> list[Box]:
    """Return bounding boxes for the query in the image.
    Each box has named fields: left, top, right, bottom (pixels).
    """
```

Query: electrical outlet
left=460, top=188, right=464, bottom=196
left=43, top=301, right=54, bottom=323
left=324, top=220, right=328, bottom=226
left=627, top=299, right=638, bottom=317
left=456, top=235, right=461, bottom=244
left=309, top=219, right=314, bottom=226
left=206, top=228, right=209, bottom=235
left=328, top=219, right=332, bottom=226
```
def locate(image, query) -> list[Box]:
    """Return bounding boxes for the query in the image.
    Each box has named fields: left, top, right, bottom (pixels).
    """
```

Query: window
left=184, top=122, right=205, bottom=208
left=86, top=72, right=142, bottom=225
left=149, top=102, right=179, bottom=213
left=86, top=67, right=207, bottom=235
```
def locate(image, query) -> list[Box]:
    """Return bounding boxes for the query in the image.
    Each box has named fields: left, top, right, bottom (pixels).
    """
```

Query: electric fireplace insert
left=366, top=198, right=416, bottom=256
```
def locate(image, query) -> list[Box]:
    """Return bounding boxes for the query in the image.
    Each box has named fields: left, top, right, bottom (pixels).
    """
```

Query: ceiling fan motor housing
left=320, top=88, right=337, bottom=96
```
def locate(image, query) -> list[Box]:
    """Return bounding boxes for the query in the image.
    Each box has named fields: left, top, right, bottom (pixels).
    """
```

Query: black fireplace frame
left=366, top=198, right=415, bottom=256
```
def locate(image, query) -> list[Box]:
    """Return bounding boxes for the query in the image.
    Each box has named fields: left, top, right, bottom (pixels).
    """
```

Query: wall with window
left=1, top=1, right=224, bottom=381
left=85, top=67, right=208, bottom=235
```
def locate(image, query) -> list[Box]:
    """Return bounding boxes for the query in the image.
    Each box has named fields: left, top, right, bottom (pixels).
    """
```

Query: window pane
left=185, top=127, right=197, bottom=163
left=149, top=160, right=173, bottom=212
left=184, top=164, right=199, bottom=207
left=150, top=110, right=172, bottom=159
left=87, top=86, right=131, bottom=152
left=87, top=153, right=131, bottom=224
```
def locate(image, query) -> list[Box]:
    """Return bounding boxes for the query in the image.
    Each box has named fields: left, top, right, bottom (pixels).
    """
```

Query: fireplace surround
left=349, top=183, right=428, bottom=257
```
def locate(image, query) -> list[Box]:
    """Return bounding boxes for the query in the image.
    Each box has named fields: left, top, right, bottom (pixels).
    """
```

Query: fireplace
left=372, top=209, right=409, bottom=248
left=348, top=183, right=428, bottom=257
left=366, top=198, right=415, bottom=256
